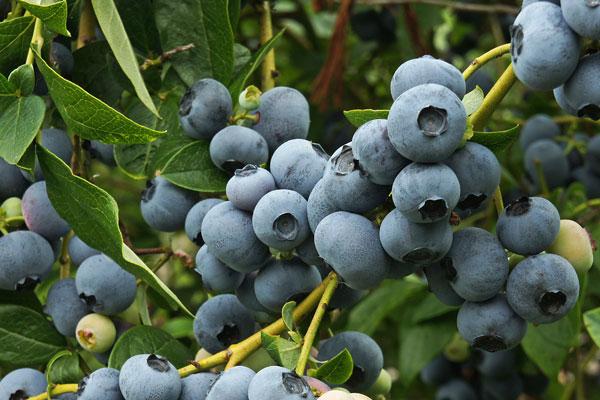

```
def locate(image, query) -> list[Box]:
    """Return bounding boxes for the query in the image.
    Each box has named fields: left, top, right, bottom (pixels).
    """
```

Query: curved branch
left=463, top=43, right=511, bottom=81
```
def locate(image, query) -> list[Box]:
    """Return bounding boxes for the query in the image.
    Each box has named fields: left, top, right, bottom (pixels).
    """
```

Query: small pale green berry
left=365, top=369, right=392, bottom=396
left=239, top=85, right=262, bottom=111
left=76, top=313, right=117, bottom=353
left=547, top=219, right=594, bottom=274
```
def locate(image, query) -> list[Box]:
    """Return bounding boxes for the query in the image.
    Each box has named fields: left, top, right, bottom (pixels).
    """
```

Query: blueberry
left=226, top=165, right=275, bottom=211
left=388, top=84, right=467, bottom=163
left=76, top=313, right=117, bottom=353
left=77, top=368, right=123, bottom=400
left=195, top=245, right=245, bottom=293
left=83, top=140, right=116, bottom=166
left=379, top=209, right=453, bottom=265
left=184, top=198, right=224, bottom=246
left=68, top=235, right=101, bottom=267
left=269, top=139, right=329, bottom=198
left=179, top=373, right=218, bottom=400
left=209, top=126, right=270, bottom=173
left=314, top=211, right=390, bottom=290
left=201, top=201, right=270, bottom=273
left=22, top=181, right=70, bottom=241
left=0, top=368, right=47, bottom=399
left=253, top=86, right=310, bottom=152
left=295, top=235, right=326, bottom=267
left=50, top=42, right=74, bottom=77
left=235, top=271, right=274, bottom=316
left=76, top=254, right=137, bottom=315
left=386, top=260, right=417, bottom=280
left=522, top=0, right=560, bottom=7
left=329, top=283, right=367, bottom=310
left=524, top=139, right=570, bottom=190
left=321, top=144, right=389, bottom=213
left=351, top=119, right=410, bottom=185
left=193, top=294, right=255, bottom=353
left=420, top=355, right=457, bottom=386
left=390, top=56, right=466, bottom=100
left=561, top=0, right=600, bottom=40
left=141, top=176, right=197, bottom=232
left=179, top=78, right=232, bottom=140
left=507, top=254, right=579, bottom=324
left=519, top=115, right=561, bottom=150
left=442, top=227, right=508, bottom=302
left=205, top=366, right=255, bottom=400
left=252, top=189, right=310, bottom=251
left=307, top=178, right=340, bottom=233
left=510, top=2, right=580, bottom=90
left=254, top=258, right=322, bottom=312
left=548, top=219, right=594, bottom=273
left=481, top=373, right=523, bottom=400
left=585, top=135, right=600, bottom=174
left=0, top=157, right=29, bottom=201
left=572, top=165, right=600, bottom=198
left=317, top=331, right=384, bottom=391
left=496, top=196, right=560, bottom=255
left=392, top=163, right=460, bottom=223
left=248, top=366, right=316, bottom=400
left=44, top=278, right=90, bottom=336
left=554, top=86, right=578, bottom=116
left=0, top=231, right=54, bottom=291
left=445, top=142, right=501, bottom=215
left=457, top=294, right=527, bottom=352
left=119, top=354, right=181, bottom=400
left=475, top=349, right=517, bottom=378
left=423, top=263, right=465, bottom=306
left=563, top=53, right=600, bottom=120
left=435, top=379, right=477, bottom=400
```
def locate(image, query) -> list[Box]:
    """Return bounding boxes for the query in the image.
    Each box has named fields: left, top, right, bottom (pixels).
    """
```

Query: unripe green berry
left=319, top=390, right=352, bottom=399
left=241, top=347, right=276, bottom=371
left=365, top=369, right=392, bottom=396
left=547, top=219, right=594, bottom=274
left=1, top=197, right=22, bottom=219
left=443, top=333, right=471, bottom=362
left=76, top=313, right=117, bottom=353
left=239, top=85, right=262, bottom=111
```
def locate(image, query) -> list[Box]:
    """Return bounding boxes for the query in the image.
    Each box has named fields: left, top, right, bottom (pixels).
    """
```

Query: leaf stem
left=295, top=273, right=339, bottom=375
left=25, top=17, right=44, bottom=66
left=462, top=43, right=511, bottom=81
left=140, top=43, right=195, bottom=71
left=470, top=63, right=517, bottom=131
left=259, top=1, right=277, bottom=91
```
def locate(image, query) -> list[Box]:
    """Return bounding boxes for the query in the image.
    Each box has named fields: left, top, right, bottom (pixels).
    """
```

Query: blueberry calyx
left=311, top=143, right=329, bottom=160
left=510, top=24, right=524, bottom=61
left=79, top=293, right=98, bottom=308
left=16, top=276, right=40, bottom=291
left=441, top=257, right=457, bottom=282
left=417, top=106, right=448, bottom=137
left=345, top=365, right=367, bottom=388
left=147, top=354, right=171, bottom=372
left=217, top=323, right=240, bottom=347
left=234, top=164, right=258, bottom=177
left=179, top=89, right=193, bottom=117
left=403, top=247, right=435, bottom=264
left=77, top=376, right=89, bottom=395
left=9, top=390, right=27, bottom=400
left=281, top=372, right=310, bottom=395
left=418, top=198, right=448, bottom=221
left=578, top=104, right=600, bottom=121
left=457, top=193, right=487, bottom=211
left=141, top=179, right=156, bottom=203
left=273, top=213, right=299, bottom=241
left=586, top=0, right=599, bottom=7
left=332, top=145, right=358, bottom=175
left=221, top=160, right=246, bottom=174
left=472, top=335, right=507, bottom=352
left=538, top=290, right=567, bottom=315
left=505, top=196, right=531, bottom=217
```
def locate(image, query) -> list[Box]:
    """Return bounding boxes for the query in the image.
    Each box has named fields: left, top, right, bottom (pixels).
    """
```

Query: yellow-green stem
left=463, top=43, right=511, bottom=81
left=492, top=187, right=504, bottom=216
left=534, top=159, right=550, bottom=197
left=25, top=17, right=44, bottom=65
left=59, top=231, right=74, bottom=279
left=76, top=0, right=96, bottom=49
left=28, top=384, right=79, bottom=400
left=295, top=274, right=339, bottom=375
left=470, top=63, right=517, bottom=131
left=259, top=1, right=276, bottom=91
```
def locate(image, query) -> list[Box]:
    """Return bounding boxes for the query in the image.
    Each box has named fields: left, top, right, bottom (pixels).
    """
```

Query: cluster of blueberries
left=520, top=113, right=600, bottom=198
left=421, top=348, right=548, bottom=400
left=512, top=0, right=599, bottom=120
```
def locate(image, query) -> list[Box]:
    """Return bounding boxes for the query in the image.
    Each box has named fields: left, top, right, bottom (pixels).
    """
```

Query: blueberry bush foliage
left=0, top=0, right=599, bottom=399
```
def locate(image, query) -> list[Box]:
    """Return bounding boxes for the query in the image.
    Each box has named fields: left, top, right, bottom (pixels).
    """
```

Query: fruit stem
left=295, top=273, right=339, bottom=375
left=140, top=43, right=195, bottom=71
left=492, top=186, right=504, bottom=217
left=533, top=159, right=550, bottom=197
left=572, top=199, right=600, bottom=216
left=259, top=1, right=277, bottom=91
left=177, top=273, right=338, bottom=376
left=27, top=384, right=79, bottom=400
left=462, top=43, right=511, bottom=81
left=59, top=231, right=73, bottom=279
left=470, top=63, right=517, bottom=131
left=25, top=16, right=44, bottom=66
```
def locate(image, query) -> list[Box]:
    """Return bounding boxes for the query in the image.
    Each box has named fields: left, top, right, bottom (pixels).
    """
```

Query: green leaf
left=34, top=48, right=165, bottom=144
left=114, top=0, right=162, bottom=55
left=584, top=307, right=600, bottom=348
left=162, top=317, right=194, bottom=339
left=346, top=280, right=425, bottom=335
left=282, top=301, right=296, bottom=332
left=0, top=72, right=15, bottom=93
left=91, top=0, right=158, bottom=116
left=8, top=64, right=34, bottom=96
left=313, top=349, right=353, bottom=385
left=0, top=16, right=35, bottom=75
left=161, top=140, right=229, bottom=192
left=228, top=0, right=241, bottom=31
left=343, top=109, right=389, bottom=128
left=155, top=0, right=234, bottom=86
left=462, top=86, right=484, bottom=116
left=0, top=94, right=45, bottom=164
left=47, top=352, right=85, bottom=384
left=0, top=304, right=66, bottom=366
left=410, top=293, right=458, bottom=324
left=108, top=325, right=193, bottom=369
left=37, top=147, right=192, bottom=316
left=399, top=317, right=455, bottom=385
left=469, top=125, right=520, bottom=152
left=260, top=332, right=301, bottom=370
left=228, top=29, right=285, bottom=101
left=0, top=288, right=43, bottom=313
left=232, top=44, right=251, bottom=77
left=522, top=304, right=580, bottom=377
left=19, top=0, right=70, bottom=37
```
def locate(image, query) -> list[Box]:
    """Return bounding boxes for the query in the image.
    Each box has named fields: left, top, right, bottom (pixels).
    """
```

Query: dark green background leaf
left=469, top=125, right=520, bottom=152
left=0, top=16, right=35, bottom=75
left=343, top=109, right=389, bottom=128
left=19, top=0, right=70, bottom=37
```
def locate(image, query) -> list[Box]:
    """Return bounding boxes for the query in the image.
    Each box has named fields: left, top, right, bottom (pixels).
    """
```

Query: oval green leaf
left=343, top=109, right=389, bottom=128
left=0, top=94, right=45, bottom=164
left=0, top=16, right=35, bottom=75
left=19, top=0, right=70, bottom=37
left=313, top=348, right=354, bottom=385
left=469, top=125, right=520, bottom=152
